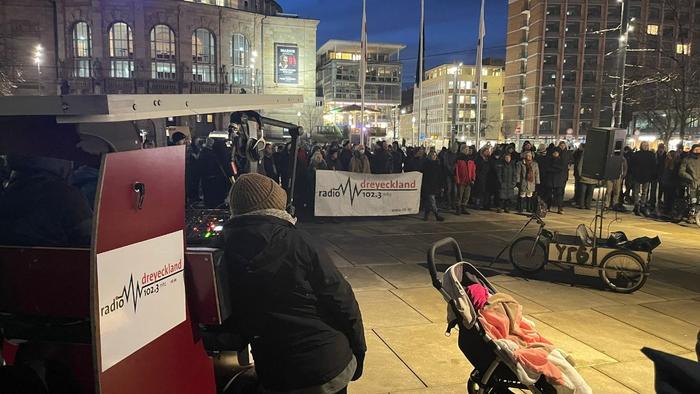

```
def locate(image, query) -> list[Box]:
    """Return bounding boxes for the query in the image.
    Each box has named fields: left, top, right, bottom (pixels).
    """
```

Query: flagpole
left=415, top=0, right=425, bottom=146
left=360, top=0, right=367, bottom=146
left=475, top=0, right=485, bottom=149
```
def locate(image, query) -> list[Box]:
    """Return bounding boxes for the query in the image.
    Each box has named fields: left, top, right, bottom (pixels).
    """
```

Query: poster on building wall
left=315, top=170, right=422, bottom=216
left=275, top=44, right=299, bottom=84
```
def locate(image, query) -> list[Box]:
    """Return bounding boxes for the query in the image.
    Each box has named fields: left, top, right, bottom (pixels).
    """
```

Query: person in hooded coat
left=421, top=151, right=445, bottom=221
left=544, top=147, right=566, bottom=214
left=474, top=147, right=492, bottom=209
left=223, top=174, right=366, bottom=393
left=496, top=153, right=518, bottom=213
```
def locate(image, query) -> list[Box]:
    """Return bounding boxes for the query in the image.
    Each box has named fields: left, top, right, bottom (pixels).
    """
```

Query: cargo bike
left=498, top=198, right=660, bottom=294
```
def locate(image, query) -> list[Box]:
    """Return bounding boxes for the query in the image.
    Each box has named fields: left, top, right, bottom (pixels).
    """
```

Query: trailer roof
left=0, top=94, right=303, bottom=123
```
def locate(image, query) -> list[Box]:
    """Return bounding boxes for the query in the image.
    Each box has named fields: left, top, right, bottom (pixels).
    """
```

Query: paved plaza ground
left=299, top=201, right=700, bottom=393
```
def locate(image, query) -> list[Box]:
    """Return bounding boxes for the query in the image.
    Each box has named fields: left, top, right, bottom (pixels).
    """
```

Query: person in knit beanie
left=223, top=173, right=366, bottom=393
left=229, top=173, right=289, bottom=217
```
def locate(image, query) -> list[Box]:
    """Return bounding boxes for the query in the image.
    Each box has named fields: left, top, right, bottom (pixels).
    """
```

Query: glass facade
left=109, top=22, right=134, bottom=78
left=231, top=33, right=250, bottom=86
left=151, top=25, right=177, bottom=80
left=72, top=21, right=91, bottom=78
left=192, top=29, right=216, bottom=83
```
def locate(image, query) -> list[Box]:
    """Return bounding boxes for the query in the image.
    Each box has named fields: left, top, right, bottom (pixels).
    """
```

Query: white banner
left=96, top=230, right=186, bottom=372
left=314, top=171, right=422, bottom=216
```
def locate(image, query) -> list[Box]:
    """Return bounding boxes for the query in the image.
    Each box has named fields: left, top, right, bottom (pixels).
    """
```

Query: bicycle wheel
left=599, top=251, right=647, bottom=293
left=509, top=236, right=546, bottom=273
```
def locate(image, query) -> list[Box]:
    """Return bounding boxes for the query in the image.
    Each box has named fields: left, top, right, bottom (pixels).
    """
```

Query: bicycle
left=495, top=195, right=658, bottom=294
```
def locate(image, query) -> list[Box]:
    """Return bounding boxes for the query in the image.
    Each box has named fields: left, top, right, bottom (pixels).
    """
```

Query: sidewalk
left=299, top=206, right=700, bottom=393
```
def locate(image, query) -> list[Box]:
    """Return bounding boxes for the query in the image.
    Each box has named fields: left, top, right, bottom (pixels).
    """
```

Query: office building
left=504, top=0, right=700, bottom=139
left=316, top=40, right=405, bottom=139
left=413, top=64, right=504, bottom=147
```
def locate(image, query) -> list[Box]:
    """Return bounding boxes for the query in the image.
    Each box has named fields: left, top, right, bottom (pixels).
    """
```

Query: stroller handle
left=427, top=237, right=464, bottom=290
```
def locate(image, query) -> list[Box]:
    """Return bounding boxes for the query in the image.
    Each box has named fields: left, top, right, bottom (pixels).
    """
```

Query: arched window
left=192, top=29, right=216, bottom=83
left=231, top=33, right=250, bottom=86
left=108, top=22, right=134, bottom=78
left=72, top=22, right=92, bottom=78
left=150, top=25, right=176, bottom=80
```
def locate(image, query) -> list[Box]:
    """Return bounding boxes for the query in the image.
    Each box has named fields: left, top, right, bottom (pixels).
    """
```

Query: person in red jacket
left=455, top=144, right=476, bottom=215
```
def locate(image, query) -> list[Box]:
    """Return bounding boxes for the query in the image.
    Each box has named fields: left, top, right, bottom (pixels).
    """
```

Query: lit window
left=647, top=24, right=659, bottom=35
left=459, top=95, right=466, bottom=104
left=231, top=33, right=250, bottom=86
left=458, top=110, right=464, bottom=119
left=150, top=25, right=176, bottom=80
left=109, top=22, right=134, bottom=78
left=676, top=43, right=691, bottom=55
left=72, top=21, right=92, bottom=78
left=192, top=29, right=217, bottom=83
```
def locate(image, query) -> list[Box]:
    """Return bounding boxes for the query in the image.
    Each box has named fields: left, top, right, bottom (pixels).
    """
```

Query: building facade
left=504, top=0, right=700, bottom=139
left=316, top=40, right=404, bottom=140
left=413, top=64, right=504, bottom=147
left=0, top=0, right=318, bottom=131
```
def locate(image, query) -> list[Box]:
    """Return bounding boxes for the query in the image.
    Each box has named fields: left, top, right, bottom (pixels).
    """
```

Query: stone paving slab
left=496, top=280, right=622, bottom=312
left=593, top=359, right=655, bottom=394
left=527, top=317, right=617, bottom=367
left=594, top=304, right=698, bottom=351
left=348, top=331, right=425, bottom=394
left=338, top=267, right=394, bottom=291
left=640, top=299, right=700, bottom=326
left=532, top=309, right=687, bottom=362
left=374, top=324, right=473, bottom=387
left=583, top=288, right=664, bottom=305
left=576, top=367, right=636, bottom=393
left=638, top=280, right=700, bottom=300
left=369, top=264, right=433, bottom=289
left=390, top=287, right=446, bottom=323
left=340, top=250, right=404, bottom=266
left=354, top=290, right=431, bottom=329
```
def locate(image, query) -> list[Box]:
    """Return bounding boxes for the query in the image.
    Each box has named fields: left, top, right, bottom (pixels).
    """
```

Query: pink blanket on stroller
left=477, top=293, right=588, bottom=392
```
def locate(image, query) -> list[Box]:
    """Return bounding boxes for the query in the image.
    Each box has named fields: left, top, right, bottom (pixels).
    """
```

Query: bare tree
left=0, top=64, right=24, bottom=96
left=626, top=0, right=700, bottom=145
left=299, top=104, right=324, bottom=138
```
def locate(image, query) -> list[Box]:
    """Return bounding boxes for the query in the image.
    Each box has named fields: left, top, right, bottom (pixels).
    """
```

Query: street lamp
left=249, top=50, right=258, bottom=94
left=34, top=44, right=43, bottom=74
left=411, top=116, right=416, bottom=145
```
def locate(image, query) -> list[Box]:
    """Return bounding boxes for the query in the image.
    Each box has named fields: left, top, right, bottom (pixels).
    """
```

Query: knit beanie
left=229, top=173, right=287, bottom=215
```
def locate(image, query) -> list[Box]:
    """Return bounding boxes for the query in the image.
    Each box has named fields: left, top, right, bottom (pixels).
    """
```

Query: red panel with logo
left=92, top=146, right=215, bottom=394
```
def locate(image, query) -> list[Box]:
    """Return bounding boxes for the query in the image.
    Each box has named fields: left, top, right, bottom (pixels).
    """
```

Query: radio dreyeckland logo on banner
left=96, top=230, right=186, bottom=372
left=315, top=171, right=422, bottom=217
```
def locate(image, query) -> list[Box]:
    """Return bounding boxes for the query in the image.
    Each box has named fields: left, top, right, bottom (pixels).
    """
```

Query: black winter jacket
left=421, top=159, right=445, bottom=195
left=544, top=156, right=566, bottom=188
left=222, top=216, right=366, bottom=391
left=630, top=150, right=657, bottom=183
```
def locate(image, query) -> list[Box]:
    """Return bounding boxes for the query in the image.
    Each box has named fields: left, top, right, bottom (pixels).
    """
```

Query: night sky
left=276, top=0, right=508, bottom=83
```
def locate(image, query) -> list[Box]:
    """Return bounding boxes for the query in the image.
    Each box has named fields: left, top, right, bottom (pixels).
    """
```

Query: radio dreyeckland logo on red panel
left=100, top=260, right=184, bottom=317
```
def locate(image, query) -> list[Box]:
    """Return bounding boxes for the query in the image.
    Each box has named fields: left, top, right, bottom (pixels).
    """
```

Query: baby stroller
left=427, top=238, right=558, bottom=394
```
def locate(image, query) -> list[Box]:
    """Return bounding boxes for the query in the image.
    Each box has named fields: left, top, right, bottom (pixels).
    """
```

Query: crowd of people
left=246, top=136, right=700, bottom=222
